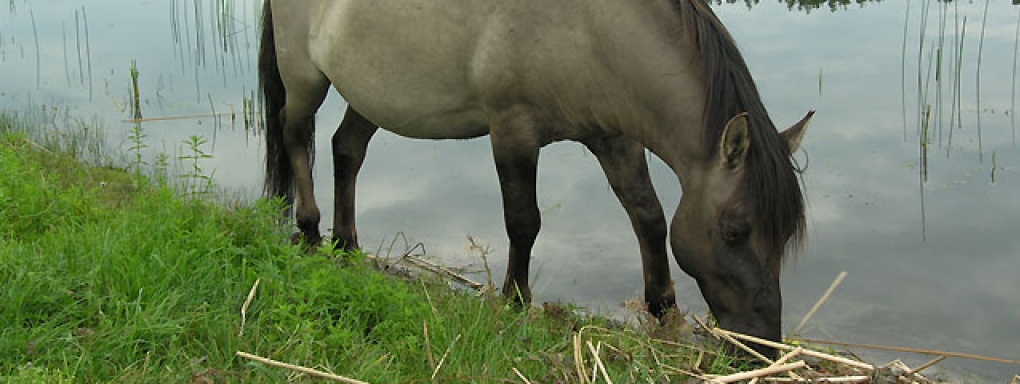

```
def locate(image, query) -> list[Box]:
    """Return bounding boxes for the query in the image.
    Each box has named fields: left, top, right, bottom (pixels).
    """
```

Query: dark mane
left=672, top=0, right=806, bottom=261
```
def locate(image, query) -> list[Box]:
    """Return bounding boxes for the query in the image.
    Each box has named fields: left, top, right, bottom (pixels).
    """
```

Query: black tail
left=259, top=1, right=293, bottom=205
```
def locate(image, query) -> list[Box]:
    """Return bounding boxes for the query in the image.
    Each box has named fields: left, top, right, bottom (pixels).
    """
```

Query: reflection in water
left=715, top=0, right=1017, bottom=15
left=1, top=0, right=1019, bottom=380
left=169, top=0, right=257, bottom=104
left=902, top=0, right=1016, bottom=241
left=715, top=0, right=887, bottom=13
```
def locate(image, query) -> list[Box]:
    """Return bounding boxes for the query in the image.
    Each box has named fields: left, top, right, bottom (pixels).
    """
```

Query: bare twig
left=467, top=235, right=496, bottom=295
left=512, top=367, right=533, bottom=384
left=693, top=348, right=705, bottom=374
left=711, top=361, right=807, bottom=383
left=376, top=232, right=411, bottom=260
left=690, top=313, right=714, bottom=334
left=790, top=271, right=847, bottom=337
left=904, top=355, right=947, bottom=378
left=573, top=332, right=591, bottom=383
left=235, top=351, right=370, bottom=384
left=713, top=328, right=774, bottom=364
left=403, top=254, right=484, bottom=289
left=121, top=112, right=233, bottom=123
left=799, top=338, right=1020, bottom=365
left=716, top=329, right=874, bottom=371
left=750, top=347, right=804, bottom=384
left=760, top=376, right=869, bottom=383
left=586, top=340, right=613, bottom=384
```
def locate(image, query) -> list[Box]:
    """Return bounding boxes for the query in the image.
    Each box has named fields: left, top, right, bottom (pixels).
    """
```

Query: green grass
left=0, top=111, right=743, bottom=382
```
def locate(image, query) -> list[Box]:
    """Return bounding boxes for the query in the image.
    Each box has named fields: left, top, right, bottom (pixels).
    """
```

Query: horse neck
left=585, top=0, right=710, bottom=178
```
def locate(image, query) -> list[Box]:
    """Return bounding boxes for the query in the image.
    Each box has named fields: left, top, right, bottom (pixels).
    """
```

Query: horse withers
left=259, top=0, right=812, bottom=357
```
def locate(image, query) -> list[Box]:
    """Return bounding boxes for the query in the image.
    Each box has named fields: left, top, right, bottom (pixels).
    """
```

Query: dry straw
left=235, top=351, right=370, bottom=384
left=231, top=245, right=1017, bottom=382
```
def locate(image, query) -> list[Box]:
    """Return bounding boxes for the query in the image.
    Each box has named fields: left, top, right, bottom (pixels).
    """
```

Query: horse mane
left=672, top=0, right=806, bottom=262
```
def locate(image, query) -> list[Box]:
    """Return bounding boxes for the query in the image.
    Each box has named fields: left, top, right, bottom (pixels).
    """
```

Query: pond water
left=2, top=0, right=1018, bottom=380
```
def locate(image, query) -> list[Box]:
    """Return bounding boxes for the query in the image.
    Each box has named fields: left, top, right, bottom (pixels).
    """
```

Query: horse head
left=670, top=111, right=812, bottom=357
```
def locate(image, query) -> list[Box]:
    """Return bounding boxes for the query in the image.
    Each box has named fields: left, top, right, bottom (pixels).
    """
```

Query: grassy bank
left=5, top=111, right=967, bottom=383
left=0, top=112, right=745, bottom=382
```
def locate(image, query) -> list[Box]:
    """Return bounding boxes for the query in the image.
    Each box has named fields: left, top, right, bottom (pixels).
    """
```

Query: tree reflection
left=715, top=0, right=1011, bottom=13
left=713, top=0, right=887, bottom=13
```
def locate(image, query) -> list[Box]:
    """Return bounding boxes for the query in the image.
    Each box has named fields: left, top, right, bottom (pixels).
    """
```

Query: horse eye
left=721, top=222, right=751, bottom=246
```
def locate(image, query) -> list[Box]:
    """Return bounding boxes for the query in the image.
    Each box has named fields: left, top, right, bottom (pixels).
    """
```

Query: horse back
left=274, top=0, right=696, bottom=144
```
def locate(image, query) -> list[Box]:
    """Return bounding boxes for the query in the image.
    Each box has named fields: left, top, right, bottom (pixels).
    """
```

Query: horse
left=259, top=0, right=813, bottom=357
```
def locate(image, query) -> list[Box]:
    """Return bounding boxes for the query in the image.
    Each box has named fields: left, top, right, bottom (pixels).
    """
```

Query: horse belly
left=310, top=0, right=491, bottom=140
left=373, top=106, right=489, bottom=140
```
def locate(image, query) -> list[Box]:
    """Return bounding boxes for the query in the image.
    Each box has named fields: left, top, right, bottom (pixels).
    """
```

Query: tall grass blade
left=818, top=67, right=823, bottom=96
left=902, top=0, right=911, bottom=141
left=1012, top=7, right=1019, bottom=146
left=171, top=0, right=185, bottom=73
left=62, top=22, right=70, bottom=86
left=991, top=151, right=997, bottom=183
left=916, top=0, right=930, bottom=137
left=82, top=5, right=93, bottom=101
left=935, top=1, right=946, bottom=147
left=75, top=9, right=83, bottom=85
left=949, top=16, right=966, bottom=157
left=194, top=0, right=204, bottom=102
left=245, top=0, right=254, bottom=73
left=919, top=105, right=928, bottom=242
left=975, top=0, right=990, bottom=163
left=921, top=42, right=935, bottom=151
left=948, top=4, right=962, bottom=156
left=29, top=7, right=38, bottom=89
left=184, top=0, right=194, bottom=75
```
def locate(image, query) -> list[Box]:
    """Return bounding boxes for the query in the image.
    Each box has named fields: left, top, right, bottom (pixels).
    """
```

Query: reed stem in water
left=82, top=5, right=93, bottom=101
left=29, top=7, right=39, bottom=89
left=131, top=60, right=143, bottom=120
left=975, top=0, right=990, bottom=163
left=901, top=0, right=911, bottom=141
left=1012, top=8, right=1019, bottom=145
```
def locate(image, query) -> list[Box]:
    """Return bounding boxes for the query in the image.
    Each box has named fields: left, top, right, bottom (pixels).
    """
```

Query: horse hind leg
left=584, top=136, right=676, bottom=319
left=331, top=106, right=378, bottom=251
left=281, top=77, right=330, bottom=246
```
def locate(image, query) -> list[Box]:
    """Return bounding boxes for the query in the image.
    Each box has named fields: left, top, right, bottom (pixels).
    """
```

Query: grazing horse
left=259, top=0, right=812, bottom=356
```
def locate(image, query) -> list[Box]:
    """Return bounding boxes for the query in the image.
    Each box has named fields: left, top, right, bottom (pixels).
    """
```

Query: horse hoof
left=290, top=232, right=322, bottom=247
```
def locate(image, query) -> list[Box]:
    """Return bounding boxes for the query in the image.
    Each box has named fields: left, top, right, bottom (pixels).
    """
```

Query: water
left=2, top=0, right=1018, bottom=380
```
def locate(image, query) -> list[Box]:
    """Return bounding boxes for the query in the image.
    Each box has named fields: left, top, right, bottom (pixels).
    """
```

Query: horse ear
left=720, top=113, right=750, bottom=170
left=781, top=110, right=814, bottom=154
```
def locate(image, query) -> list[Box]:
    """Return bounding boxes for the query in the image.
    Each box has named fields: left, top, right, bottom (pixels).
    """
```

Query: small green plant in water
left=153, top=152, right=170, bottom=187
left=242, top=91, right=257, bottom=132
left=127, top=122, right=147, bottom=176
left=178, top=134, right=214, bottom=199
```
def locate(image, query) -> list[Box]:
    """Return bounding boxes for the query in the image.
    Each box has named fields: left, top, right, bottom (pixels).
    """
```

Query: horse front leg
left=489, top=111, right=542, bottom=307
left=331, top=106, right=378, bottom=251
left=584, top=136, right=676, bottom=319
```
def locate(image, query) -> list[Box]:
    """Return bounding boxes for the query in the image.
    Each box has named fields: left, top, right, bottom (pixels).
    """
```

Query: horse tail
left=259, top=0, right=294, bottom=204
